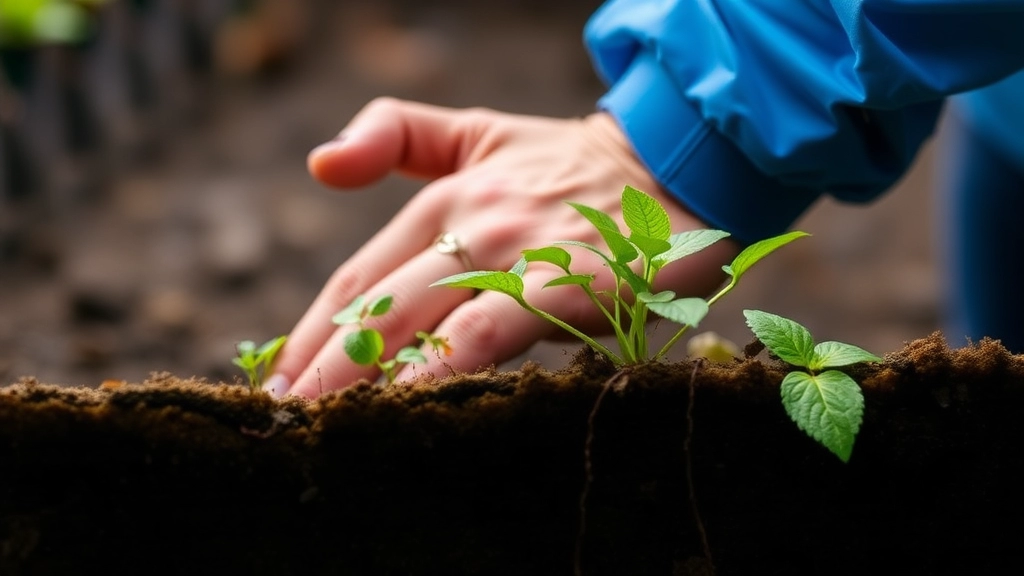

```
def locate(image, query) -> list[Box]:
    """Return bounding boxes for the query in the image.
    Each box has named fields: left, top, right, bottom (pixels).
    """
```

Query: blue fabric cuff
left=598, top=51, right=821, bottom=245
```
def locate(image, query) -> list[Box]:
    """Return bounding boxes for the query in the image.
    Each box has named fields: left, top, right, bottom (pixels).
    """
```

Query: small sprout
left=333, top=295, right=447, bottom=384
left=433, top=185, right=807, bottom=365
left=744, top=310, right=882, bottom=462
left=233, top=335, right=287, bottom=392
left=417, top=331, right=453, bottom=358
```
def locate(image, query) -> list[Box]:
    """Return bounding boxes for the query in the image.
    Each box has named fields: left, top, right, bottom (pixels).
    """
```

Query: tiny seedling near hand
left=744, top=309, right=882, bottom=462
left=333, top=294, right=449, bottom=384
left=233, top=335, right=287, bottom=392
left=433, top=185, right=807, bottom=365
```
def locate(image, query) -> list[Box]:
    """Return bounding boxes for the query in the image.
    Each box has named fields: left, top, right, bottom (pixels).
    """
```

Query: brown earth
left=2, top=333, right=1021, bottom=575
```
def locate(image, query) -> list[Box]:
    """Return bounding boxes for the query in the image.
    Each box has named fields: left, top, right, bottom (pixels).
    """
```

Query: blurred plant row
left=0, top=0, right=312, bottom=260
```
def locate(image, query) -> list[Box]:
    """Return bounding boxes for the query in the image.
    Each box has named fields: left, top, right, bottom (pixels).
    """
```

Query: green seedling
left=744, top=309, right=882, bottom=462
left=233, top=335, right=287, bottom=392
left=333, top=294, right=449, bottom=384
left=432, top=185, right=806, bottom=365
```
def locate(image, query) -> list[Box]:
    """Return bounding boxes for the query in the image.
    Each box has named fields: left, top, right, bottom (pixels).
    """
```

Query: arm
left=585, top=0, right=1024, bottom=243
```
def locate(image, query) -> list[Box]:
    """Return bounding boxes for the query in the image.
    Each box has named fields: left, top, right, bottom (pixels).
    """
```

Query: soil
left=2, top=333, right=1021, bottom=575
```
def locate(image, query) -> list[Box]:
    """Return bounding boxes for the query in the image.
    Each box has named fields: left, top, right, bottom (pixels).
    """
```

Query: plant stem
left=520, top=301, right=623, bottom=365
left=654, top=279, right=738, bottom=361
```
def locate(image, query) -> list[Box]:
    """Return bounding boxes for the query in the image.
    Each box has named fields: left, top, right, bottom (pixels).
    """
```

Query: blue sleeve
left=584, top=0, right=1024, bottom=244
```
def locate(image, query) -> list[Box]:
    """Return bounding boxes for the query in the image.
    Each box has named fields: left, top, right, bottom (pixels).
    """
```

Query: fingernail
left=263, top=373, right=290, bottom=399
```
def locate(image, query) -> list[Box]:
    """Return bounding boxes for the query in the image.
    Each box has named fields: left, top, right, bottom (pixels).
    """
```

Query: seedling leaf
left=255, top=336, right=287, bottom=358
left=568, top=201, right=620, bottom=234
left=780, top=369, right=864, bottom=462
left=510, top=257, right=528, bottom=277
left=637, top=290, right=675, bottom=304
left=647, top=297, right=709, bottom=327
left=743, top=309, right=815, bottom=367
left=652, top=229, right=731, bottom=269
left=395, top=346, right=427, bottom=364
left=544, top=274, right=595, bottom=288
left=367, top=294, right=393, bottom=317
left=607, top=260, right=650, bottom=296
left=523, top=247, right=572, bottom=272
left=432, top=271, right=525, bottom=301
left=568, top=202, right=639, bottom=263
left=332, top=296, right=367, bottom=325
left=622, top=185, right=671, bottom=241
left=344, top=329, right=385, bottom=366
left=629, top=234, right=672, bottom=261
left=723, top=231, right=809, bottom=282
left=811, top=341, right=883, bottom=371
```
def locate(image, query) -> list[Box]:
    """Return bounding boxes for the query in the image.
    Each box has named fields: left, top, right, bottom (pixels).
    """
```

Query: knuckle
left=449, top=305, right=503, bottom=350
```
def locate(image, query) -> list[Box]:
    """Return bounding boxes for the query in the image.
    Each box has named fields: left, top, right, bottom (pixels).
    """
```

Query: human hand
left=268, top=97, right=741, bottom=397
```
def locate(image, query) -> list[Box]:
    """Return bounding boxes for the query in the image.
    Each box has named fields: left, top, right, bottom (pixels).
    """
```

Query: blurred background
left=0, top=0, right=942, bottom=387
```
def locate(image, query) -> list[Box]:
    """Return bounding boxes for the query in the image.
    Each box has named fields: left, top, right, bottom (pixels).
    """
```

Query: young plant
left=432, top=185, right=806, bottom=365
left=233, top=335, right=287, bottom=392
left=743, top=309, right=882, bottom=462
left=333, top=294, right=449, bottom=384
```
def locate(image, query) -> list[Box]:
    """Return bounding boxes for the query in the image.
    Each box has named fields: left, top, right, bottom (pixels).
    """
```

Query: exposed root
left=575, top=369, right=629, bottom=576
left=685, top=359, right=714, bottom=574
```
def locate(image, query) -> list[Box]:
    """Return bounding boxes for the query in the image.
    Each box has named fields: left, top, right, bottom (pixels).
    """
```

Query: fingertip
left=262, top=373, right=290, bottom=399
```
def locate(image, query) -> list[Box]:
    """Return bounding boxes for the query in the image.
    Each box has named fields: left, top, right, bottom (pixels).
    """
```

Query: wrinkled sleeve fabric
left=584, top=0, right=1024, bottom=244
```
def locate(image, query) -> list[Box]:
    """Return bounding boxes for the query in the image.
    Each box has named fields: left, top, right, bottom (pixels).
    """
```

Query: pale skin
left=267, top=97, right=741, bottom=398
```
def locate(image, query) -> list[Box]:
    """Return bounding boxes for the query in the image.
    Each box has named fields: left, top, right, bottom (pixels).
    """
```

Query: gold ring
left=434, top=232, right=474, bottom=271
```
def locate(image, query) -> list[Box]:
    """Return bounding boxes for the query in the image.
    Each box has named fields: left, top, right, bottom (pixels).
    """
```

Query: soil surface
left=1, top=0, right=946, bottom=389
left=2, top=334, right=1022, bottom=575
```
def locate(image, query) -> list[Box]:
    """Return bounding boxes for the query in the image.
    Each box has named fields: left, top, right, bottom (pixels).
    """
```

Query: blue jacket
left=584, top=0, right=1024, bottom=244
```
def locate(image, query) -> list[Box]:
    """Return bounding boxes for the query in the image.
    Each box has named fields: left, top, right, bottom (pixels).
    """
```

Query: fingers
left=271, top=189, right=449, bottom=390
left=308, top=97, right=489, bottom=188
left=283, top=246, right=475, bottom=398
left=394, top=269, right=594, bottom=381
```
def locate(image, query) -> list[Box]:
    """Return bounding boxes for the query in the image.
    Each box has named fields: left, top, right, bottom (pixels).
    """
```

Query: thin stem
left=654, top=278, right=738, bottom=361
left=521, top=301, right=623, bottom=365
left=581, top=284, right=631, bottom=360
left=654, top=323, right=692, bottom=361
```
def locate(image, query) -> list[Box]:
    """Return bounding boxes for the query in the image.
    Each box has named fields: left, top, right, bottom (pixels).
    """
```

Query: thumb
left=307, top=97, right=483, bottom=188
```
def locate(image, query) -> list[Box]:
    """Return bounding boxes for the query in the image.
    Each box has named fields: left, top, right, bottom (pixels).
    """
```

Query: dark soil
left=2, top=333, right=1021, bottom=575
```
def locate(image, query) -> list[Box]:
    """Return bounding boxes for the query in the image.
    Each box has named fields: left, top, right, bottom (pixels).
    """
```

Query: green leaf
left=544, top=274, right=595, bottom=288
left=431, top=271, right=525, bottom=301
left=637, top=290, right=675, bottom=304
left=622, top=185, right=671, bottom=241
left=629, top=234, right=672, bottom=261
left=509, top=257, right=528, bottom=277
left=236, top=340, right=256, bottom=356
left=811, top=341, right=882, bottom=371
left=256, top=335, right=287, bottom=359
left=567, top=201, right=620, bottom=234
left=647, top=298, right=709, bottom=327
left=607, top=260, right=650, bottom=296
left=566, top=203, right=639, bottom=263
left=523, top=247, right=572, bottom=272
left=743, top=310, right=815, bottom=367
left=367, top=294, right=393, bottom=317
left=780, top=370, right=864, bottom=462
left=395, top=346, right=427, bottom=364
left=723, top=231, right=809, bottom=282
left=231, top=357, right=250, bottom=370
left=555, top=240, right=647, bottom=294
left=344, top=329, right=385, bottom=366
left=332, top=296, right=367, bottom=326
left=652, top=229, right=731, bottom=269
